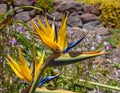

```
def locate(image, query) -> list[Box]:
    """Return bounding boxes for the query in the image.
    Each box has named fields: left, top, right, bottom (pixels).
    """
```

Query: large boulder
left=14, top=0, right=33, bottom=6
left=94, top=27, right=110, bottom=36
left=80, top=13, right=98, bottom=23
left=83, top=4, right=101, bottom=15
left=46, top=12, right=63, bottom=21
left=15, top=11, right=30, bottom=22
left=82, top=20, right=102, bottom=30
left=67, top=12, right=82, bottom=27
left=54, top=0, right=74, bottom=5
left=56, top=1, right=83, bottom=12
left=67, top=27, right=86, bottom=43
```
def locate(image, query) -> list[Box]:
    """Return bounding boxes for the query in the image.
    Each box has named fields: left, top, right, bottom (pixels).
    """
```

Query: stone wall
left=0, top=0, right=109, bottom=36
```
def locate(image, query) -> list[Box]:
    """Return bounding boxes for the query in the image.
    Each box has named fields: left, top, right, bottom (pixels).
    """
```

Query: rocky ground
left=0, top=0, right=120, bottom=93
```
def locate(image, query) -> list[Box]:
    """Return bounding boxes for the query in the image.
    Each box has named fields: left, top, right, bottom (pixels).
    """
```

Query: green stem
left=4, top=6, right=42, bottom=18
left=79, top=79, right=120, bottom=91
left=29, top=53, right=61, bottom=93
left=29, top=64, right=46, bottom=93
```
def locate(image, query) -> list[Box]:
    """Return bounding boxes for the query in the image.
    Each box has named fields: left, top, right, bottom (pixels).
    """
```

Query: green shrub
left=76, top=0, right=102, bottom=4
left=77, top=0, right=120, bottom=28
left=99, top=1, right=120, bottom=28
left=35, top=0, right=55, bottom=12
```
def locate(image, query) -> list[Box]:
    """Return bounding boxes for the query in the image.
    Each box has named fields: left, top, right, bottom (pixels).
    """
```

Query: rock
left=82, top=20, right=102, bottom=30
left=14, top=0, right=23, bottom=6
left=80, top=13, right=98, bottom=23
left=67, top=27, right=85, bottom=36
left=54, top=0, right=74, bottom=10
left=94, top=27, right=110, bottom=36
left=29, top=9, right=38, bottom=17
left=67, top=27, right=87, bottom=43
left=77, top=10, right=84, bottom=15
left=83, top=4, right=101, bottom=15
left=14, top=0, right=33, bottom=6
left=67, top=12, right=82, bottom=27
left=54, top=0, right=74, bottom=3
left=46, top=12, right=63, bottom=21
left=15, top=11, right=30, bottom=22
left=56, top=1, right=83, bottom=12
left=0, top=4, right=7, bottom=14
left=54, top=0, right=74, bottom=6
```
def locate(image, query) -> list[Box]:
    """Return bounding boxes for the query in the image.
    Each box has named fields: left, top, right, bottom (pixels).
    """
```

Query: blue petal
left=63, top=35, right=86, bottom=53
left=38, top=74, right=59, bottom=87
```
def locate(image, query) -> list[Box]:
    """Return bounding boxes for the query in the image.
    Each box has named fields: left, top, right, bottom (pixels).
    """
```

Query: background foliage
left=77, top=0, right=120, bottom=28
left=35, top=0, right=55, bottom=12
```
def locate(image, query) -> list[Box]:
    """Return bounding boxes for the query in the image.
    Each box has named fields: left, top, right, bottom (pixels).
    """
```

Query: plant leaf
left=38, top=74, right=60, bottom=87
left=15, top=32, right=32, bottom=49
left=63, top=33, right=88, bottom=53
left=48, top=52, right=108, bottom=67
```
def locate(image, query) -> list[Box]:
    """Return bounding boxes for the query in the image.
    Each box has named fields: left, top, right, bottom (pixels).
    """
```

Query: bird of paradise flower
left=6, top=14, right=108, bottom=93
left=5, top=48, right=71, bottom=93
left=29, top=14, right=108, bottom=93
left=31, top=15, right=108, bottom=67
left=31, top=15, right=68, bottom=53
left=5, top=48, right=44, bottom=82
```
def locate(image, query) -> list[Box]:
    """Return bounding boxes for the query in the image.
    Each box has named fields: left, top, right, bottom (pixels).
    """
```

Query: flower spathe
left=31, top=15, right=108, bottom=67
left=31, top=15, right=68, bottom=52
left=32, top=15, right=86, bottom=53
left=6, top=48, right=44, bottom=82
left=38, top=74, right=60, bottom=87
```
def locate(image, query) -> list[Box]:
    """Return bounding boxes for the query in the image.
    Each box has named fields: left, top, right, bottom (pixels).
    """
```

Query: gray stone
left=46, top=12, right=63, bottom=21
left=67, top=27, right=87, bottom=44
left=54, top=0, right=75, bottom=9
left=15, top=11, right=30, bottom=22
left=29, top=9, right=38, bottom=17
left=0, top=4, right=7, bottom=14
left=14, top=0, right=24, bottom=6
left=54, top=0, right=74, bottom=5
left=67, top=27, right=85, bottom=36
left=14, top=0, right=33, bottom=6
left=82, top=20, right=102, bottom=30
left=94, top=27, right=110, bottom=36
left=80, top=13, right=98, bottom=23
left=83, top=4, right=101, bottom=15
left=67, top=12, right=82, bottom=27
left=56, top=1, right=83, bottom=12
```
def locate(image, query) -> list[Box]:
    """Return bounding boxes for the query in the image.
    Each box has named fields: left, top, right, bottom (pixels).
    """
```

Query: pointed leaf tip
left=63, top=33, right=87, bottom=53
left=38, top=74, right=60, bottom=87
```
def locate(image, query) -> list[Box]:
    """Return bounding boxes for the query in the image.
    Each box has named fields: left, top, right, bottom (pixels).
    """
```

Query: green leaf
left=15, top=32, right=32, bottom=49
left=48, top=52, right=108, bottom=67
